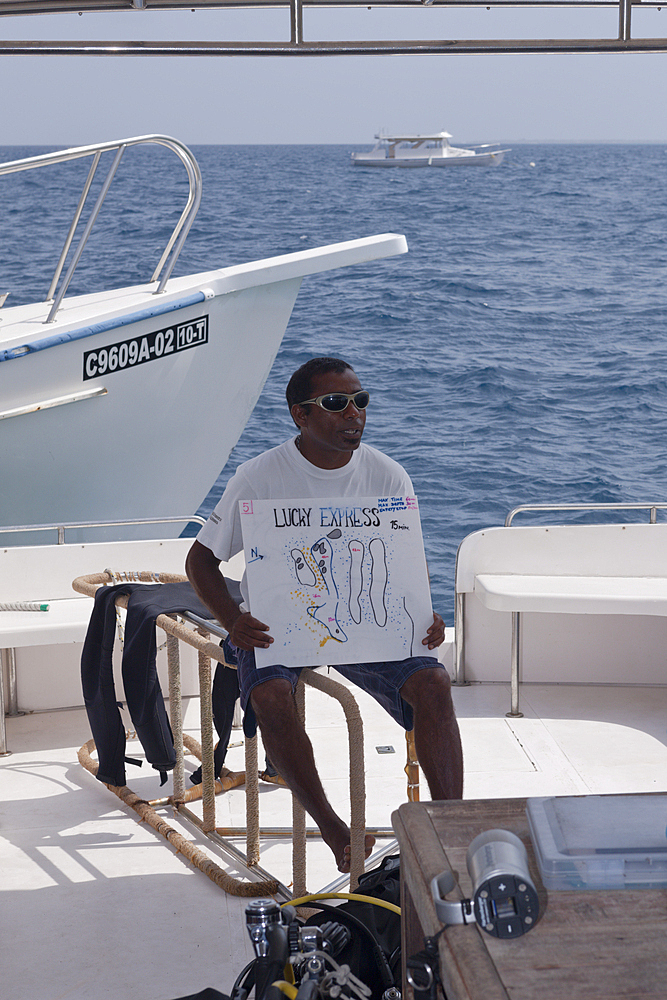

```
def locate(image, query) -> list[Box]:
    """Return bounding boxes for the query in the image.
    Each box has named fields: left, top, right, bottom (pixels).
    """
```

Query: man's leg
left=250, top=676, right=374, bottom=871
left=399, top=666, right=463, bottom=800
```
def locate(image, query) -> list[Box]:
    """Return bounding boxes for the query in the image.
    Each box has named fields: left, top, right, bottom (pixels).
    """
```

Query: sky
left=1, top=5, right=667, bottom=145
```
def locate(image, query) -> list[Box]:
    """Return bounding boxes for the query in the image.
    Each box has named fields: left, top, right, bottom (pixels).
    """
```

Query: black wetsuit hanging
left=81, top=579, right=240, bottom=787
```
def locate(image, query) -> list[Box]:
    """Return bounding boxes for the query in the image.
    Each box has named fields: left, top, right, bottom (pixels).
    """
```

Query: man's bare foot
left=337, top=834, right=376, bottom=873
left=258, top=768, right=288, bottom=787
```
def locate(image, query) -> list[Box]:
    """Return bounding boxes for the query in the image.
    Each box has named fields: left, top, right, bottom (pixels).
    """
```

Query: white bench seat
left=0, top=538, right=197, bottom=658
left=0, top=538, right=247, bottom=717
left=474, top=574, right=667, bottom=617
left=0, top=597, right=94, bottom=647
left=455, top=522, right=667, bottom=716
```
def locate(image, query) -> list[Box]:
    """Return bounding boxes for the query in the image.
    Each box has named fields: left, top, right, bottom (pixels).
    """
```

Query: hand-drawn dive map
left=240, top=496, right=433, bottom=668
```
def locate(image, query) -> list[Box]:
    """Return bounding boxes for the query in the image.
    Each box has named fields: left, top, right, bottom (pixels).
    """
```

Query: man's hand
left=186, top=540, right=274, bottom=653
left=228, top=611, right=274, bottom=652
left=422, top=612, right=445, bottom=650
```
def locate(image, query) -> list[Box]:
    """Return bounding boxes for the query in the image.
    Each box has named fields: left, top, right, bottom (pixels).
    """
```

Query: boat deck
left=3, top=674, right=667, bottom=1000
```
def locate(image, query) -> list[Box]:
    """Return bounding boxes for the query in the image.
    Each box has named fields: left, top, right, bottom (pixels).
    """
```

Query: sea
left=2, top=141, right=667, bottom=621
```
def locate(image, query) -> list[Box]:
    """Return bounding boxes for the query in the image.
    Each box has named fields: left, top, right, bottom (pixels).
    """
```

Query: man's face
left=292, top=369, right=367, bottom=469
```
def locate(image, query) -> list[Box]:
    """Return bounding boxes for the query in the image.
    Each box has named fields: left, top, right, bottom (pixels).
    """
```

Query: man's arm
left=185, top=539, right=273, bottom=652
left=422, top=612, right=445, bottom=650
left=421, top=555, right=445, bottom=649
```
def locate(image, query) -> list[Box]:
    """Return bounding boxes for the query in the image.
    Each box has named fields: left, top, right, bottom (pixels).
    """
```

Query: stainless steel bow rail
left=0, top=0, right=665, bottom=55
left=0, top=135, right=202, bottom=322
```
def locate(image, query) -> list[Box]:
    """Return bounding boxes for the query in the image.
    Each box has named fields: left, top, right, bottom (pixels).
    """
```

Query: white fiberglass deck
left=3, top=673, right=667, bottom=1000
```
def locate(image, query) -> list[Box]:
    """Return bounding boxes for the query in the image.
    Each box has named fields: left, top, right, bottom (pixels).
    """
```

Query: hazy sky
left=1, top=6, right=667, bottom=145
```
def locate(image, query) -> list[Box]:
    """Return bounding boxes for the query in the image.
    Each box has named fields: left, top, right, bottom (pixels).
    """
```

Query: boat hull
left=351, top=150, right=506, bottom=167
left=0, top=234, right=407, bottom=534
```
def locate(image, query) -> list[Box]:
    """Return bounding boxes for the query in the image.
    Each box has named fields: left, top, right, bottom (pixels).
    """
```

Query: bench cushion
left=456, top=524, right=667, bottom=594
left=0, top=597, right=94, bottom=647
left=474, top=574, right=667, bottom=616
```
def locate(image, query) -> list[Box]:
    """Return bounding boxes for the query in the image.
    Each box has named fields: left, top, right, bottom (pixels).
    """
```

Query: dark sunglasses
left=298, top=390, right=370, bottom=412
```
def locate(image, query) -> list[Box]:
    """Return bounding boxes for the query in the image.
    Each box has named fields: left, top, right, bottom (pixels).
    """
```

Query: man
left=186, top=357, right=463, bottom=872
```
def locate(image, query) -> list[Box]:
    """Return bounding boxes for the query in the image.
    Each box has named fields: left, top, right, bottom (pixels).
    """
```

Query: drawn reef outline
left=241, top=496, right=433, bottom=668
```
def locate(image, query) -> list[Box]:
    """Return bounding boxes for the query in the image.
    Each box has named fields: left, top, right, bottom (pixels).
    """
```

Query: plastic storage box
left=526, top=794, right=667, bottom=891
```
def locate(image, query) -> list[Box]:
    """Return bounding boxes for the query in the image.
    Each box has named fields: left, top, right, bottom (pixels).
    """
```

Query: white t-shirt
left=197, top=437, right=415, bottom=607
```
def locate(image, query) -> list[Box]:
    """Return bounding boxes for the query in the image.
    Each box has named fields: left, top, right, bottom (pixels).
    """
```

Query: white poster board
left=240, top=495, right=433, bottom=668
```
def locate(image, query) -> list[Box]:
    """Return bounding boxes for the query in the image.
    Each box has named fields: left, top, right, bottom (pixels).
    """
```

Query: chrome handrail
left=0, top=0, right=664, bottom=54
left=0, top=514, right=206, bottom=544
left=178, top=609, right=228, bottom=640
left=0, top=135, right=202, bottom=321
left=505, top=502, right=667, bottom=527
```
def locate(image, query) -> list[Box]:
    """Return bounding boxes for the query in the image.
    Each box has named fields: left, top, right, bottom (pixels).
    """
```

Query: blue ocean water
left=2, top=142, right=667, bottom=620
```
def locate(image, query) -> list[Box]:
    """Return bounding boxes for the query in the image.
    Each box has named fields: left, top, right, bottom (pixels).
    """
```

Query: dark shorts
left=222, top=638, right=442, bottom=738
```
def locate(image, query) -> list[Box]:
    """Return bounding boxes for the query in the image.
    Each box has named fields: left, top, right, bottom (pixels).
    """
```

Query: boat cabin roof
left=375, top=131, right=453, bottom=142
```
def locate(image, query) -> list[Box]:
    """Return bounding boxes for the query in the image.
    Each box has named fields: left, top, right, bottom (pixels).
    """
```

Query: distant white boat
left=351, top=130, right=510, bottom=168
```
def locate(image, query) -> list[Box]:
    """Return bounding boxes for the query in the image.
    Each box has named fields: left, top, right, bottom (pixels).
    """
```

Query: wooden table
left=392, top=797, right=667, bottom=1000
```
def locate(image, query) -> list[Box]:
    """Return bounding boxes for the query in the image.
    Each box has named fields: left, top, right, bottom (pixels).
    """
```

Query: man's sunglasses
left=297, top=390, right=370, bottom=412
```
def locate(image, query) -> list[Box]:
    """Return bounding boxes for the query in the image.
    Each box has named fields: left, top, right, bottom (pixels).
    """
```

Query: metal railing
left=0, top=514, right=206, bottom=545
left=0, top=0, right=665, bottom=55
left=0, top=135, right=202, bottom=322
left=505, top=501, right=667, bottom=527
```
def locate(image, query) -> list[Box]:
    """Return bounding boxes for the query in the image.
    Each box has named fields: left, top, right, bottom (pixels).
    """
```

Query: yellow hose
left=272, top=981, right=298, bottom=999
left=286, top=892, right=400, bottom=916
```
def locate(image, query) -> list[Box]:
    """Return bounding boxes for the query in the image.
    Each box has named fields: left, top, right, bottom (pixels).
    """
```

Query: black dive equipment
left=245, top=899, right=363, bottom=1000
